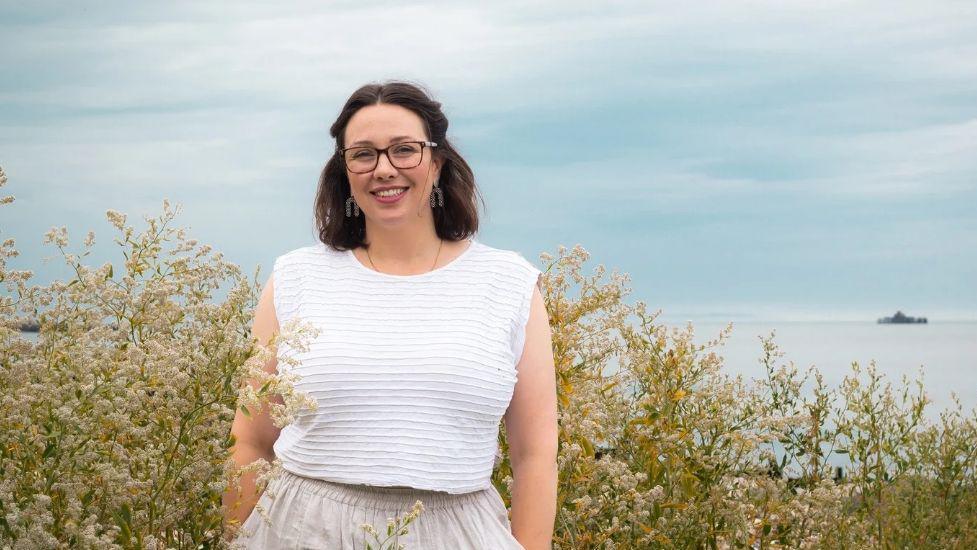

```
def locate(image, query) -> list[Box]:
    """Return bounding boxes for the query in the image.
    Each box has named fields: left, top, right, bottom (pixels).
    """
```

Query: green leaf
left=580, top=437, right=595, bottom=457
left=42, top=441, right=56, bottom=459
left=113, top=503, right=132, bottom=541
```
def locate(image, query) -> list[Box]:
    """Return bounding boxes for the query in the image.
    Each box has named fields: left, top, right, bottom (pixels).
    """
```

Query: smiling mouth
left=371, top=187, right=409, bottom=197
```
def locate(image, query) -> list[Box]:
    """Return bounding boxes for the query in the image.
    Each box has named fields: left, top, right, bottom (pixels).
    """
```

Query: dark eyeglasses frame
left=338, top=141, right=438, bottom=174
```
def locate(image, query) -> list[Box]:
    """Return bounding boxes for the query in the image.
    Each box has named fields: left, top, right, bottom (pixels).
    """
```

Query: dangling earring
left=345, top=196, right=360, bottom=217
left=430, top=183, right=444, bottom=208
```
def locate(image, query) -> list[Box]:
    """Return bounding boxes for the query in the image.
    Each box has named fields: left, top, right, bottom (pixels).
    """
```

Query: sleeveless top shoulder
left=270, top=238, right=543, bottom=494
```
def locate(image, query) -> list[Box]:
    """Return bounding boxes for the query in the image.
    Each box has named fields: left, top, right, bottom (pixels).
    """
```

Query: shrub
left=494, top=243, right=977, bottom=549
left=3, top=166, right=975, bottom=548
left=0, top=167, right=314, bottom=549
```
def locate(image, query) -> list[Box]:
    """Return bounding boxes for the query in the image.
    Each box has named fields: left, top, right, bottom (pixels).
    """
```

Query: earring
left=430, top=183, right=444, bottom=208
left=345, top=196, right=360, bottom=217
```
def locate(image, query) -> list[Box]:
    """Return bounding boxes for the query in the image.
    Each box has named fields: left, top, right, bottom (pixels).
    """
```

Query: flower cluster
left=1, top=169, right=319, bottom=548
left=359, top=500, right=425, bottom=550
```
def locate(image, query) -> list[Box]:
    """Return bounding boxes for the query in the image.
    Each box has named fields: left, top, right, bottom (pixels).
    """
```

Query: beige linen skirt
left=229, top=469, right=524, bottom=549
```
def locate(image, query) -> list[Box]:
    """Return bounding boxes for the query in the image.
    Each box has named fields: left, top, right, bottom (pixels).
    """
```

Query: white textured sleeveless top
left=270, top=237, right=542, bottom=494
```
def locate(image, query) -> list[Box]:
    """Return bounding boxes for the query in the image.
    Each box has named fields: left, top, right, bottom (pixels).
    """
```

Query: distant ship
left=877, top=310, right=927, bottom=324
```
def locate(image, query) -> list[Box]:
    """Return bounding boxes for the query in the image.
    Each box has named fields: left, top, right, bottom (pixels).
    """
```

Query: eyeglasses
left=338, top=141, right=438, bottom=174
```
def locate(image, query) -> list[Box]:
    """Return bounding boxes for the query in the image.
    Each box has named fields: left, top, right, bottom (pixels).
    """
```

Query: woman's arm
left=504, top=283, right=558, bottom=550
left=221, top=274, right=284, bottom=540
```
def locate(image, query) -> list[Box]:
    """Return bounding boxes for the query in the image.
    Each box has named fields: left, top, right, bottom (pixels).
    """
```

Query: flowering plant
left=0, top=166, right=315, bottom=548
left=494, top=243, right=977, bottom=549
left=2, top=166, right=975, bottom=549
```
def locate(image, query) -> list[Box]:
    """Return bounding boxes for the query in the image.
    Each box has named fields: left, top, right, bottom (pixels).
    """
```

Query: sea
left=678, top=320, right=977, bottom=422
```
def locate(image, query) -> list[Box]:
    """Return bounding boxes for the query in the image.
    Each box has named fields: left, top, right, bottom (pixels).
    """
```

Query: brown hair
left=314, top=80, right=484, bottom=251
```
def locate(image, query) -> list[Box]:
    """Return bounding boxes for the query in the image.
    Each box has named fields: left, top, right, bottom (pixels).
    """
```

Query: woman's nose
left=373, top=151, right=398, bottom=178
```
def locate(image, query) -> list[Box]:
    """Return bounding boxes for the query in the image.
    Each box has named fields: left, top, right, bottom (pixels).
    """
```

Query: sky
left=2, top=0, right=976, bottom=323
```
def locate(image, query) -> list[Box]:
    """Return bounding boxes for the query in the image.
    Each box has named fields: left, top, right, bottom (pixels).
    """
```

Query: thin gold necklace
left=366, top=239, right=443, bottom=274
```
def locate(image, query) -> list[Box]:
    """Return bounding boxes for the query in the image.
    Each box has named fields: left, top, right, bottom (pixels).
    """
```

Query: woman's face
left=342, top=103, right=441, bottom=227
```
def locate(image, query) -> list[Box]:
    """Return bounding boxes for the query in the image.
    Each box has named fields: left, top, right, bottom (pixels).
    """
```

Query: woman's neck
left=360, top=221, right=444, bottom=271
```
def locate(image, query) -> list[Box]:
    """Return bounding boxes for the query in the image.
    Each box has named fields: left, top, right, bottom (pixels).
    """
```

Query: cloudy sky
left=2, top=1, right=976, bottom=323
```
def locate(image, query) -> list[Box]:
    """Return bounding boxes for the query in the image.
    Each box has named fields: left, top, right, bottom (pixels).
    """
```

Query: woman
left=223, top=81, right=558, bottom=549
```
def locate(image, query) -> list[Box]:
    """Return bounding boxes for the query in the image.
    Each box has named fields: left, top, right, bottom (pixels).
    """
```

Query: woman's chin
left=366, top=208, right=413, bottom=226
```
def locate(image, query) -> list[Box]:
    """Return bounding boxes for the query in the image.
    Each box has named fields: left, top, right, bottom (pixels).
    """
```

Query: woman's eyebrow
left=349, top=135, right=417, bottom=147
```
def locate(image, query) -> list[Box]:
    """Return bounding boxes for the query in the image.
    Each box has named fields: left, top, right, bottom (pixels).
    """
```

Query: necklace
left=366, top=239, right=443, bottom=274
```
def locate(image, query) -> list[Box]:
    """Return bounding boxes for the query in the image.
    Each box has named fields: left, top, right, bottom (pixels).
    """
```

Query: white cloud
left=2, top=0, right=975, bottom=314
left=6, top=0, right=975, bottom=113
left=799, top=118, right=977, bottom=197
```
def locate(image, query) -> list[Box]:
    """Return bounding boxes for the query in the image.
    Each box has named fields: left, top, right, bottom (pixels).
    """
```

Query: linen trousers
left=229, top=469, right=524, bottom=549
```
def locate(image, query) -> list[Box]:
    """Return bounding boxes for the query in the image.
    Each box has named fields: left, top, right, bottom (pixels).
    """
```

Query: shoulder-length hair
left=314, top=80, right=484, bottom=251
